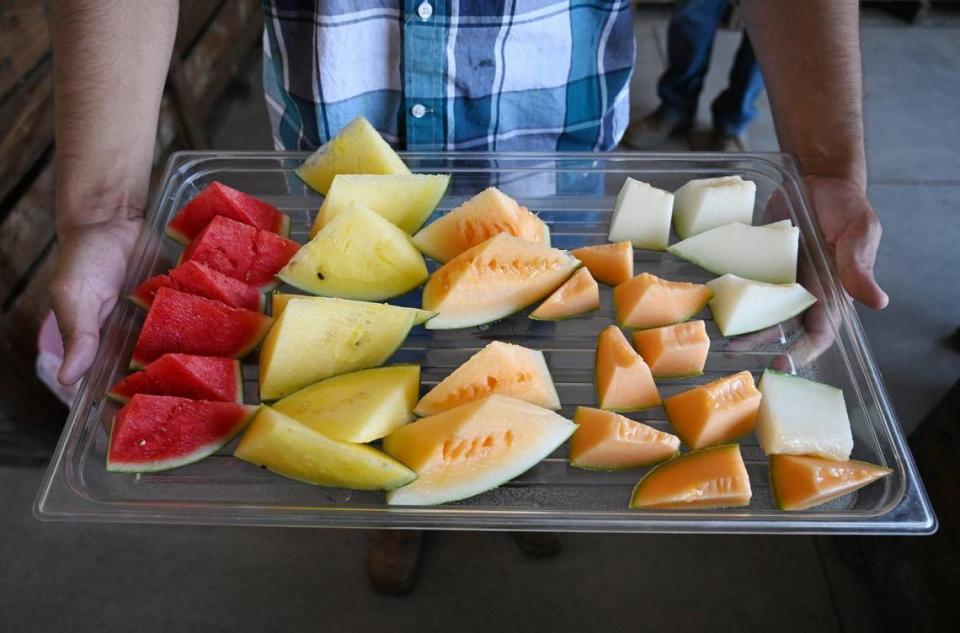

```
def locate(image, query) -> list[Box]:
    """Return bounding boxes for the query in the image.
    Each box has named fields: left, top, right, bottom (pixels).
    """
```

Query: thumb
left=50, top=284, right=103, bottom=386
left=834, top=220, right=889, bottom=310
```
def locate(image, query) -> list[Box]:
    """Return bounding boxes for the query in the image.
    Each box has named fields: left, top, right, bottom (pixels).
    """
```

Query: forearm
left=741, top=0, right=866, bottom=190
left=53, top=0, right=178, bottom=232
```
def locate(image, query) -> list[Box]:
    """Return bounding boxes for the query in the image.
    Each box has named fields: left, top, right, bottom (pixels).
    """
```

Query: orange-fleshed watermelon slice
left=107, top=394, right=258, bottom=472
left=108, top=354, right=243, bottom=404
left=613, top=272, right=712, bottom=329
left=530, top=267, right=600, bottom=320
left=180, top=216, right=300, bottom=291
left=131, top=288, right=272, bottom=369
left=629, top=444, right=752, bottom=510
left=570, top=241, right=634, bottom=286
left=663, top=370, right=761, bottom=450
left=130, top=261, right=264, bottom=312
left=570, top=407, right=680, bottom=470
left=595, top=325, right=660, bottom=412
left=769, top=454, right=892, bottom=511
left=166, top=181, right=289, bottom=244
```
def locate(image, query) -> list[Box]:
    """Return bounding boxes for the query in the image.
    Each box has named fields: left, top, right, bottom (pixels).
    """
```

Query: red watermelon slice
left=107, top=394, right=259, bottom=472
left=130, top=261, right=265, bottom=312
left=108, top=354, right=243, bottom=404
left=130, top=288, right=273, bottom=369
left=166, top=181, right=290, bottom=244
left=180, top=216, right=300, bottom=291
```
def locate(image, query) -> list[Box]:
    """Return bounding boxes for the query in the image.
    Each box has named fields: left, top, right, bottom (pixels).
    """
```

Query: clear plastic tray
left=35, top=151, right=936, bottom=534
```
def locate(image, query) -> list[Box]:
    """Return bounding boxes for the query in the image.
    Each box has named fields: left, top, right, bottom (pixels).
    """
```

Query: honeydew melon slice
left=706, top=274, right=816, bottom=337
left=668, top=222, right=799, bottom=284
left=672, top=175, right=756, bottom=238
left=383, top=395, right=577, bottom=506
left=607, top=178, right=674, bottom=250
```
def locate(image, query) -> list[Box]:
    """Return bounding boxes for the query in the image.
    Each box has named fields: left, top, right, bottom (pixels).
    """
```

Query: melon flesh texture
left=570, top=407, right=680, bottom=470
left=663, top=370, right=761, bottom=449
left=108, top=395, right=258, bottom=472
left=108, top=354, right=242, bottom=404
left=608, top=178, right=674, bottom=250
left=166, top=181, right=289, bottom=244
left=415, top=341, right=560, bottom=417
left=270, top=292, right=436, bottom=326
left=629, top=444, right=752, bottom=509
left=614, top=273, right=712, bottom=329
left=258, top=297, right=419, bottom=399
left=632, top=320, right=710, bottom=378
left=595, top=325, right=660, bottom=412
left=769, top=454, right=892, bottom=511
left=272, top=365, right=419, bottom=443
left=235, top=407, right=416, bottom=490
left=130, top=261, right=264, bottom=312
left=279, top=202, right=428, bottom=301
left=672, top=176, right=756, bottom=239
left=422, top=233, right=580, bottom=329
left=412, top=187, right=550, bottom=263
left=312, top=173, right=450, bottom=236
left=571, top=241, right=633, bottom=286
left=668, top=222, right=799, bottom=284
left=530, top=267, right=599, bottom=320
left=131, top=288, right=273, bottom=369
left=180, top=216, right=300, bottom=291
left=383, top=395, right=577, bottom=506
left=706, top=274, right=816, bottom=337
left=295, top=115, right=411, bottom=195
left=756, top=369, right=854, bottom=461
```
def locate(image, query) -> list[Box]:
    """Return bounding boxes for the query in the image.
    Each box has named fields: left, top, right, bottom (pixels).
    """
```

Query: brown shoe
left=367, top=529, right=424, bottom=595
left=621, top=107, right=692, bottom=150
left=512, top=532, right=563, bottom=558
left=705, top=129, right=747, bottom=152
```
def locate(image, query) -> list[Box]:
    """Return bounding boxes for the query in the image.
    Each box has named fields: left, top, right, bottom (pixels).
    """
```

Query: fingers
left=835, top=218, right=889, bottom=309
left=50, top=279, right=104, bottom=386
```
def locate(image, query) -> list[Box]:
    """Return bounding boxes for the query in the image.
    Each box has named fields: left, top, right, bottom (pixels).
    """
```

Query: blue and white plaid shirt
left=262, top=1, right=635, bottom=152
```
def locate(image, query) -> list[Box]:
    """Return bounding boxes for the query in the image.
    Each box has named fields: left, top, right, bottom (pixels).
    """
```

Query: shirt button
left=417, top=1, right=433, bottom=20
left=411, top=103, right=427, bottom=118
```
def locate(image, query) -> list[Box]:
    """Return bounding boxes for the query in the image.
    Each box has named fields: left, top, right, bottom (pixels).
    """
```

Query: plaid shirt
left=262, top=1, right=635, bottom=152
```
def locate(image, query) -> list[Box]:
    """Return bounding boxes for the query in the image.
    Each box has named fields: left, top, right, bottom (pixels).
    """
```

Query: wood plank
left=0, top=158, right=54, bottom=306
left=0, top=56, right=53, bottom=204
left=0, top=241, right=57, bottom=370
left=0, top=0, right=50, bottom=99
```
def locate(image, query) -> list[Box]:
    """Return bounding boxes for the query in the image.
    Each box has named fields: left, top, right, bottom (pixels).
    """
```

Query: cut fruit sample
left=279, top=202, right=428, bottom=301
left=614, top=272, right=712, bottom=329
left=166, top=181, right=289, bottom=244
left=421, top=233, right=580, bottom=329
left=235, top=407, right=416, bottom=490
left=130, top=261, right=264, bottom=312
left=769, top=454, right=892, bottom=511
left=108, top=354, right=242, bottom=404
left=632, top=320, right=710, bottom=378
left=270, top=292, right=435, bottom=326
left=756, top=370, right=854, bottom=461
left=295, top=115, right=411, bottom=195
left=131, top=288, right=273, bottom=368
left=412, top=187, right=550, bottom=263
left=383, top=395, right=577, bottom=506
left=663, top=370, right=761, bottom=449
left=672, top=175, right=756, bottom=239
left=273, top=365, right=419, bottom=443
left=668, top=222, right=799, bottom=284
left=607, top=178, right=674, bottom=250
left=629, top=444, right=752, bottom=510
left=706, top=274, right=816, bottom=337
left=259, top=296, right=420, bottom=399
left=415, top=341, right=560, bottom=417
left=595, top=325, right=660, bottom=412
left=107, top=394, right=258, bottom=473
left=571, top=241, right=633, bottom=286
left=180, top=216, right=300, bottom=291
left=570, top=407, right=680, bottom=470
left=312, top=173, right=450, bottom=236
left=530, top=267, right=599, bottom=320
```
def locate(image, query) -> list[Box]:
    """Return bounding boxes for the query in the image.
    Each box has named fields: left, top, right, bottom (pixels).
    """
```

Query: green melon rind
left=628, top=443, right=745, bottom=510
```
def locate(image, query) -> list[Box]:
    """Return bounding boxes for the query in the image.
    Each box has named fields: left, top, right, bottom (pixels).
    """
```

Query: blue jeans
left=657, top=0, right=764, bottom=136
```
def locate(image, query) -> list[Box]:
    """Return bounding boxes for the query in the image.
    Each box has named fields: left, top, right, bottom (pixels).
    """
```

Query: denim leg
left=657, top=0, right=728, bottom=121
left=710, top=32, right=765, bottom=135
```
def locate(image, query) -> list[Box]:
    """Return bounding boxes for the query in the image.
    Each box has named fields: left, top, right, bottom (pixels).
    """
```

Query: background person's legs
left=709, top=33, right=764, bottom=143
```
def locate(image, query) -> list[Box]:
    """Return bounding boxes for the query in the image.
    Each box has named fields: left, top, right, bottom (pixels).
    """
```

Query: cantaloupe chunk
left=295, top=116, right=410, bottom=195
left=672, top=175, right=756, bottom=239
left=632, top=320, right=710, bottom=378
left=595, top=325, right=660, bottom=412
left=570, top=241, right=633, bottom=286
left=415, top=341, right=560, bottom=416
left=412, top=187, right=550, bottom=263
left=629, top=444, right=752, bottom=510
left=663, top=370, right=761, bottom=449
left=570, top=407, right=680, bottom=470
left=614, top=273, right=712, bottom=329
left=530, top=268, right=600, bottom=320
left=769, top=454, right=892, bottom=511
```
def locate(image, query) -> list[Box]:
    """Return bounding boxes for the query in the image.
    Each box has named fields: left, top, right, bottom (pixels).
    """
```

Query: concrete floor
left=3, top=7, right=959, bottom=632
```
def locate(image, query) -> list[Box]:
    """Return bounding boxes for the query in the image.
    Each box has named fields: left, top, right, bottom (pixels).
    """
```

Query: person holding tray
left=49, top=0, right=889, bottom=595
